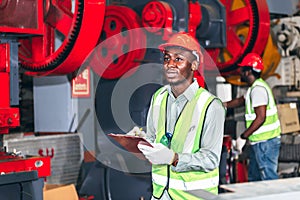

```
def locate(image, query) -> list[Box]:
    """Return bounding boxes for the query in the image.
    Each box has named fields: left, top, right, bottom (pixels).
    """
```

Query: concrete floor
left=187, top=177, right=300, bottom=200
left=218, top=177, right=300, bottom=200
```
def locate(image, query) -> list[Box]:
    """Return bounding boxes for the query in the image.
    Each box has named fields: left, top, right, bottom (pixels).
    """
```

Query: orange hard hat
left=158, top=32, right=202, bottom=62
left=238, top=53, right=264, bottom=72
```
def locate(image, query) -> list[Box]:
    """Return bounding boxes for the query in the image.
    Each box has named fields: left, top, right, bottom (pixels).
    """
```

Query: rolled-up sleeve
left=172, top=99, right=225, bottom=172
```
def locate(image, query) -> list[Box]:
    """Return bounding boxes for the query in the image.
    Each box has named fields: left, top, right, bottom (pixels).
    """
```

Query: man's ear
left=191, top=60, right=199, bottom=71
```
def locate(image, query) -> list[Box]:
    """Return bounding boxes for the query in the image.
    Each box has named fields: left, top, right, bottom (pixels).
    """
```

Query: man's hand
left=137, top=143, right=175, bottom=165
left=126, top=126, right=146, bottom=138
left=240, top=133, right=248, bottom=140
left=235, top=136, right=246, bottom=153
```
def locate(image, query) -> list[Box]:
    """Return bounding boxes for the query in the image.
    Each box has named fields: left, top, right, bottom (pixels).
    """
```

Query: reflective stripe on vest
left=245, top=78, right=281, bottom=142
left=150, top=87, right=220, bottom=198
left=183, top=90, right=213, bottom=153
left=152, top=171, right=219, bottom=191
left=245, top=106, right=278, bottom=120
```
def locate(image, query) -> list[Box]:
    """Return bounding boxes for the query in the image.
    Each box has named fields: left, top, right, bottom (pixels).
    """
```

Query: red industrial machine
left=0, top=0, right=50, bottom=179
left=0, top=0, right=105, bottom=181
left=0, top=0, right=276, bottom=199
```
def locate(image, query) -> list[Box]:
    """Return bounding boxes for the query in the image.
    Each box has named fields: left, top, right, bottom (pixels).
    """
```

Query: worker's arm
left=241, top=105, right=266, bottom=139
left=223, top=96, right=245, bottom=108
left=145, top=96, right=157, bottom=143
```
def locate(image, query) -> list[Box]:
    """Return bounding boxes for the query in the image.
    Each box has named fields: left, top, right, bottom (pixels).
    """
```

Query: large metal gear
left=216, top=0, right=270, bottom=75
left=142, top=1, right=173, bottom=40
left=88, top=5, right=147, bottom=79
left=226, top=26, right=281, bottom=85
left=18, top=0, right=105, bottom=75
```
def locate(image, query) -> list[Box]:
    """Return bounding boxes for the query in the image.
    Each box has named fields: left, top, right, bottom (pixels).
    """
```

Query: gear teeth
left=20, top=0, right=85, bottom=72
left=220, top=0, right=260, bottom=74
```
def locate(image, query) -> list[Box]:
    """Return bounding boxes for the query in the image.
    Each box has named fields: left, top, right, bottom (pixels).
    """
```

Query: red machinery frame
left=0, top=43, right=20, bottom=134
left=0, top=153, right=51, bottom=178
left=0, top=0, right=44, bottom=35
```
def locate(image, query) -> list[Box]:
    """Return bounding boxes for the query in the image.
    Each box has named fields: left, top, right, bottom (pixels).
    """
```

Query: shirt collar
left=165, top=79, right=199, bottom=101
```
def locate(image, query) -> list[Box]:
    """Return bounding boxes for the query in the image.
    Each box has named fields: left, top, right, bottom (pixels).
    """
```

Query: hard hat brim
left=158, top=43, right=192, bottom=52
left=158, top=43, right=200, bottom=62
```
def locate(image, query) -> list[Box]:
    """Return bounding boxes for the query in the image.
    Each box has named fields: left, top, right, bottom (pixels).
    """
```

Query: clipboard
left=108, top=133, right=153, bottom=159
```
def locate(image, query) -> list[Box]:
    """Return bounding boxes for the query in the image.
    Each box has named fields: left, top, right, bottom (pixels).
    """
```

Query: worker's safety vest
left=245, top=78, right=281, bottom=142
left=150, top=86, right=222, bottom=200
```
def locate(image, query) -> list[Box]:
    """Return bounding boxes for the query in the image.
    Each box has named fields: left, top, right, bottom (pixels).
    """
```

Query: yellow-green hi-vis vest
left=245, top=78, right=281, bottom=142
left=150, top=86, right=220, bottom=200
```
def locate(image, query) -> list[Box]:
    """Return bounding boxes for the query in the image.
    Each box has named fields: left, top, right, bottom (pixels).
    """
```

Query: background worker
left=137, top=32, right=226, bottom=200
left=223, top=53, right=281, bottom=182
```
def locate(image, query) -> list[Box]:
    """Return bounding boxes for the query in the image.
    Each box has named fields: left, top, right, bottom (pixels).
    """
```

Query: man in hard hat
left=137, top=32, right=226, bottom=199
left=223, top=53, right=281, bottom=182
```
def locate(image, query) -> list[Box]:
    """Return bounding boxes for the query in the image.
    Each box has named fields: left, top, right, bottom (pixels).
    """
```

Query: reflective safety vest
left=150, top=86, right=221, bottom=200
left=245, top=78, right=281, bottom=142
